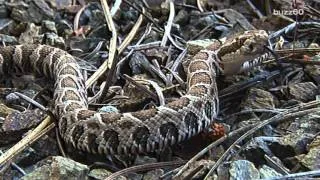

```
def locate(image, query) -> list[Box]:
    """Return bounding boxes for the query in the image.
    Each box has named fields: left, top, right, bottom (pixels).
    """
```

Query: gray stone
left=134, top=155, right=157, bottom=166
left=241, top=88, right=277, bottom=110
left=88, top=169, right=117, bottom=180
left=10, top=0, right=54, bottom=23
left=143, top=169, right=164, bottom=180
left=174, top=9, right=189, bottom=24
left=259, top=165, right=282, bottom=179
left=288, top=82, right=318, bottom=102
left=229, top=160, right=260, bottom=180
left=42, top=20, right=57, bottom=33
left=43, top=32, right=65, bottom=48
left=298, top=135, right=320, bottom=170
left=0, top=34, right=17, bottom=43
left=278, top=132, right=314, bottom=155
left=18, top=23, right=40, bottom=44
left=99, top=105, right=119, bottom=113
left=22, top=156, right=89, bottom=180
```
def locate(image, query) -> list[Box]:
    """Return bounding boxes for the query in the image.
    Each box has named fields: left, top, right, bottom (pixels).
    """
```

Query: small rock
left=143, top=169, right=164, bottom=180
left=308, top=135, right=320, bottom=150
left=288, top=82, right=318, bottom=102
left=143, top=29, right=160, bottom=43
left=259, top=165, right=282, bottom=179
left=146, top=0, right=170, bottom=14
left=32, top=0, right=54, bottom=19
left=0, top=34, right=17, bottom=44
left=88, top=168, right=114, bottom=179
left=11, top=147, right=44, bottom=168
left=127, top=173, right=143, bottom=180
left=242, top=137, right=278, bottom=165
left=9, top=0, right=54, bottom=24
left=42, top=20, right=57, bottom=33
left=134, top=155, right=157, bottom=166
left=0, top=4, right=8, bottom=18
left=2, top=109, right=45, bottom=132
left=18, top=23, right=40, bottom=44
left=46, top=0, right=73, bottom=9
left=82, top=3, right=105, bottom=28
left=174, top=9, right=189, bottom=24
left=298, top=135, right=320, bottom=170
left=98, top=105, right=119, bottom=113
left=21, top=156, right=89, bottom=179
left=217, top=163, right=230, bottom=179
left=5, top=93, right=20, bottom=104
left=43, top=32, right=65, bottom=48
left=229, top=160, right=260, bottom=180
left=31, top=134, right=59, bottom=159
left=144, top=48, right=167, bottom=63
left=285, top=112, right=320, bottom=134
left=241, top=88, right=277, bottom=110
left=305, top=65, right=320, bottom=84
left=87, top=24, right=109, bottom=38
left=270, top=132, right=314, bottom=158
left=299, top=148, right=320, bottom=170
left=129, top=52, right=150, bottom=75
left=0, top=88, right=17, bottom=100
left=216, top=9, right=256, bottom=31
left=191, top=15, right=217, bottom=29
left=9, top=3, right=32, bottom=22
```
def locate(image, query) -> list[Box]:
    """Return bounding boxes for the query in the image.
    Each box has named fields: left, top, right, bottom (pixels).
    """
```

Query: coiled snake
left=0, top=30, right=268, bottom=155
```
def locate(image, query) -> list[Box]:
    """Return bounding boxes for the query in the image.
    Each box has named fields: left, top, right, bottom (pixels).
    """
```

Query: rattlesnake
left=0, top=30, right=268, bottom=155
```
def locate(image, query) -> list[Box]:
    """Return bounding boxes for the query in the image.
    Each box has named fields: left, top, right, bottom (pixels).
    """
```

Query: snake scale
left=0, top=30, right=268, bottom=156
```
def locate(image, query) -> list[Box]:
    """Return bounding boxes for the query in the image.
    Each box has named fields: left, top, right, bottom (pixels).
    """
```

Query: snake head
left=217, top=30, right=269, bottom=75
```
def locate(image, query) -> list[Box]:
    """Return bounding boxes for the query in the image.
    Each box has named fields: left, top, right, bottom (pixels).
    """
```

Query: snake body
left=0, top=30, right=268, bottom=155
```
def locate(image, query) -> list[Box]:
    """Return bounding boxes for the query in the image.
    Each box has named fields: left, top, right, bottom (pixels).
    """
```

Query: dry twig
left=263, top=169, right=320, bottom=180
left=161, top=0, right=175, bottom=47
left=86, top=0, right=117, bottom=88
left=245, top=0, right=264, bottom=19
